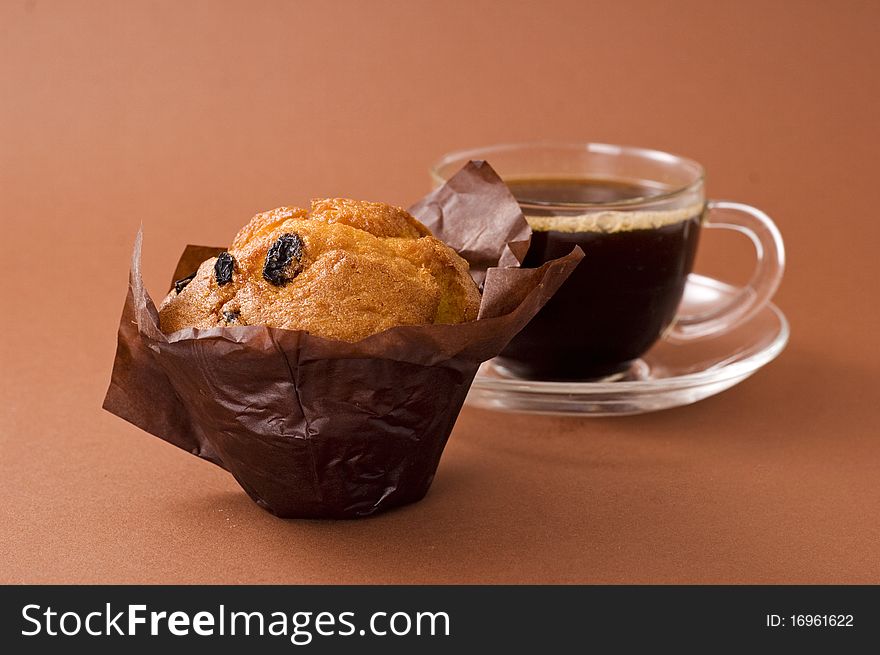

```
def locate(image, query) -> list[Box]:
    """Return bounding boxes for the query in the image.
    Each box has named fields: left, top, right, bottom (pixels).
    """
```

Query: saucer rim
left=472, top=275, right=790, bottom=395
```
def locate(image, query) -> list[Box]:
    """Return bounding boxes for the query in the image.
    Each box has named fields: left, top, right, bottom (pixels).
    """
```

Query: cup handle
left=667, top=200, right=785, bottom=341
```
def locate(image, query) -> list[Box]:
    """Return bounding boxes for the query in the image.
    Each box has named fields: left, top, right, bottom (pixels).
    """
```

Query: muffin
left=158, top=199, right=481, bottom=341
left=104, top=161, right=583, bottom=518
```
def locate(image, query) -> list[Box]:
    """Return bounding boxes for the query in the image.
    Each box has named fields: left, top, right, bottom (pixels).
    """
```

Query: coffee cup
left=431, top=142, right=785, bottom=380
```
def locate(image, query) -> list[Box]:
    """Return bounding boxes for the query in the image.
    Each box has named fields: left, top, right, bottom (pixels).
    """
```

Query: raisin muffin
left=158, top=199, right=481, bottom=341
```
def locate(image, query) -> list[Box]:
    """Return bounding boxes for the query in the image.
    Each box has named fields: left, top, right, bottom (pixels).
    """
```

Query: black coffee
left=498, top=177, right=703, bottom=380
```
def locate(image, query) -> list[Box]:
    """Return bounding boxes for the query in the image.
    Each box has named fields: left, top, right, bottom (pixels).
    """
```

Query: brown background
left=2, top=0, right=878, bottom=583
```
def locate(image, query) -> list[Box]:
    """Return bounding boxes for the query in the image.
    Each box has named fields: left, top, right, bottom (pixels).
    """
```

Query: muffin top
left=158, top=199, right=481, bottom=341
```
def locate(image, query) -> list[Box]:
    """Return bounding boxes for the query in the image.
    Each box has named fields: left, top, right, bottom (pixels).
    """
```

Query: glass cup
left=431, top=142, right=785, bottom=381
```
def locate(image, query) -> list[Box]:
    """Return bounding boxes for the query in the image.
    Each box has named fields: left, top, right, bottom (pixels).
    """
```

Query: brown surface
left=1, top=0, right=878, bottom=583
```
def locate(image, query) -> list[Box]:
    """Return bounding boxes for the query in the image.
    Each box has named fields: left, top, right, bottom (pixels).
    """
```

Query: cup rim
left=430, top=141, right=706, bottom=208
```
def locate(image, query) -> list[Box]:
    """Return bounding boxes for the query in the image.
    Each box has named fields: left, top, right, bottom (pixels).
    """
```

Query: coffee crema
left=498, top=177, right=705, bottom=380
left=508, top=176, right=703, bottom=233
left=525, top=205, right=703, bottom=234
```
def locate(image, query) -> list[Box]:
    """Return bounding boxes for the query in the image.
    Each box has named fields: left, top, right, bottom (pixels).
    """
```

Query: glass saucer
left=466, top=274, right=789, bottom=416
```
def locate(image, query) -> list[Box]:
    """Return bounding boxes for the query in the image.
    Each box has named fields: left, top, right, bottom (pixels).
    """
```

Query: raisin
left=214, top=252, right=236, bottom=286
left=263, top=233, right=304, bottom=286
left=173, top=272, right=196, bottom=294
left=222, top=310, right=240, bottom=324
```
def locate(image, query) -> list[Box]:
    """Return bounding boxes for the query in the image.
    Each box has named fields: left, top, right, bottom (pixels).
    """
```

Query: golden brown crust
left=309, top=198, right=432, bottom=239
left=229, top=206, right=308, bottom=251
left=158, top=257, right=235, bottom=330
left=158, top=199, right=481, bottom=341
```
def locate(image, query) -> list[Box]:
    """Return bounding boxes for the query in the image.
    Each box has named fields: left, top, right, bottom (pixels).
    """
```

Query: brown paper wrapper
left=103, top=161, right=582, bottom=518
